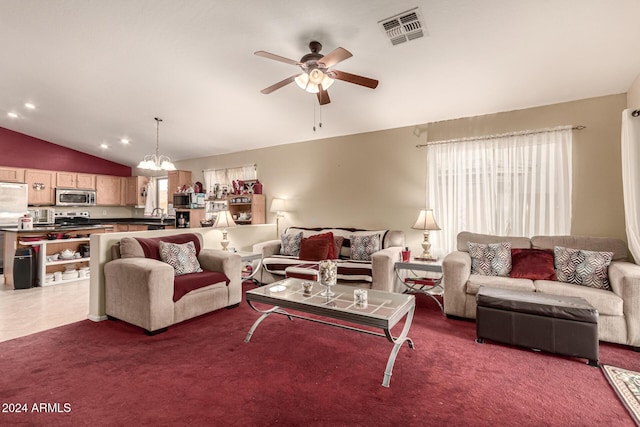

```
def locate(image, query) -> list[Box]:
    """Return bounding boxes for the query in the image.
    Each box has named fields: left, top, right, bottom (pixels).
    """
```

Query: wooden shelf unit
left=228, top=194, right=265, bottom=225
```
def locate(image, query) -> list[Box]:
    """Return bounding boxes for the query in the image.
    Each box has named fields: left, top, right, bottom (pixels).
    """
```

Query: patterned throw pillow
left=280, top=232, right=303, bottom=256
left=467, top=241, right=512, bottom=276
left=554, top=246, right=613, bottom=290
left=159, top=241, right=203, bottom=276
left=350, top=234, right=381, bottom=261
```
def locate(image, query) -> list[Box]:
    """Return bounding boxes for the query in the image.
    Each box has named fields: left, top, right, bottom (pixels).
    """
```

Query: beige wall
left=176, top=93, right=628, bottom=255
left=628, top=73, right=640, bottom=108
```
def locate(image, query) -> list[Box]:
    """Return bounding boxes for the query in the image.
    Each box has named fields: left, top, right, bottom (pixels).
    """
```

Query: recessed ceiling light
left=100, top=143, right=109, bottom=149
left=7, top=112, right=18, bottom=118
left=24, top=103, right=36, bottom=109
left=120, top=138, right=130, bottom=144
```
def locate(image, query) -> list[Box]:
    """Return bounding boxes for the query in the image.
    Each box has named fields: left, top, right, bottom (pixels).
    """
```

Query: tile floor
left=0, top=279, right=89, bottom=343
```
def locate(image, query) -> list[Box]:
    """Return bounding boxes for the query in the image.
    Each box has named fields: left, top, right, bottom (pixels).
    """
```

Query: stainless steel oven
left=55, top=189, right=96, bottom=206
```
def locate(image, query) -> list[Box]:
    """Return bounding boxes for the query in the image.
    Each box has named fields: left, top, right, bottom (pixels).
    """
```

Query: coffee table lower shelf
left=244, top=279, right=416, bottom=387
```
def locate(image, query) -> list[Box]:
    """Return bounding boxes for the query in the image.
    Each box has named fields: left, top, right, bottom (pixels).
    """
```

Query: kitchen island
left=1, top=225, right=112, bottom=289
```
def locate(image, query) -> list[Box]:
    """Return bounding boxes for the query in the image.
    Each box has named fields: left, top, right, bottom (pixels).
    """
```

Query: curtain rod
left=202, top=163, right=256, bottom=172
left=416, top=125, right=585, bottom=148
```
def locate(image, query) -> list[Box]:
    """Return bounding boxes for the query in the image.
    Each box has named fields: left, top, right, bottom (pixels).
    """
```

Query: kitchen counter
left=1, top=225, right=111, bottom=289
left=0, top=225, right=113, bottom=233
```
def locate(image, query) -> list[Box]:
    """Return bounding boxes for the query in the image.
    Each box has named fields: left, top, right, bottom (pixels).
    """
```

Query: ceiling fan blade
left=328, top=70, right=379, bottom=89
left=260, top=75, right=299, bottom=94
left=254, top=51, right=301, bottom=66
left=317, top=87, right=331, bottom=105
left=318, top=47, right=352, bottom=68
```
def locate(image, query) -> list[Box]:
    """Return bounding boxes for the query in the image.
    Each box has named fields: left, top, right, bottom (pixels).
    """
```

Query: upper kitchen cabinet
left=56, top=172, right=96, bottom=189
left=0, top=166, right=25, bottom=183
left=168, top=170, right=192, bottom=194
left=124, top=176, right=148, bottom=207
left=96, top=175, right=124, bottom=206
left=25, top=169, right=55, bottom=205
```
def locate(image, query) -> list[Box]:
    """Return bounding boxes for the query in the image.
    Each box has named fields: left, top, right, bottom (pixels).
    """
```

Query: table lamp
left=412, top=209, right=441, bottom=260
left=213, top=209, right=236, bottom=251
left=270, top=198, right=286, bottom=237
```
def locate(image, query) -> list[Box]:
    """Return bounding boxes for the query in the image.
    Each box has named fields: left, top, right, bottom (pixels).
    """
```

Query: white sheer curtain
left=621, top=109, right=640, bottom=262
left=203, top=165, right=257, bottom=196
left=227, top=165, right=256, bottom=184
left=427, top=126, right=573, bottom=256
left=203, top=169, right=228, bottom=195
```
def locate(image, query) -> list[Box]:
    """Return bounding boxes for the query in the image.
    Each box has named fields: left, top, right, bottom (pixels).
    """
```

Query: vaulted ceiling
left=1, top=0, right=639, bottom=167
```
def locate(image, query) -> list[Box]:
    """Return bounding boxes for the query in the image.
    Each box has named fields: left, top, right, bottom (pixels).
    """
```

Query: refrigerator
left=0, top=182, right=28, bottom=227
left=0, top=182, right=28, bottom=272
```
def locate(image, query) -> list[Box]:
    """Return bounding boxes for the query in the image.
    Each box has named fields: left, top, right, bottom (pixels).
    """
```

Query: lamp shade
left=213, top=210, right=236, bottom=228
left=270, top=198, right=286, bottom=213
left=412, top=209, right=441, bottom=231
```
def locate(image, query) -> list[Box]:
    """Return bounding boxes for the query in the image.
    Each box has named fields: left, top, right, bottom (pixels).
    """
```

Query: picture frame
left=243, top=179, right=257, bottom=194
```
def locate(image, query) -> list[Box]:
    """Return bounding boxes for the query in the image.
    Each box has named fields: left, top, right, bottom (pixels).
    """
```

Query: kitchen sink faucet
left=151, top=208, right=166, bottom=222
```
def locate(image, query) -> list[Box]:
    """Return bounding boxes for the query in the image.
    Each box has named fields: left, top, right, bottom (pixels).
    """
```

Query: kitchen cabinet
left=112, top=224, right=149, bottom=232
left=0, top=166, right=25, bottom=183
left=168, top=170, right=192, bottom=194
left=96, top=175, right=124, bottom=206
left=124, top=176, right=148, bottom=206
left=56, top=172, right=96, bottom=189
left=25, top=169, right=55, bottom=205
left=228, top=194, right=265, bottom=225
left=175, top=208, right=205, bottom=228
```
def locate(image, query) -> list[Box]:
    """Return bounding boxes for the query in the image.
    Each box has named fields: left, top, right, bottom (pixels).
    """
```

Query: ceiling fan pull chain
left=313, top=100, right=317, bottom=132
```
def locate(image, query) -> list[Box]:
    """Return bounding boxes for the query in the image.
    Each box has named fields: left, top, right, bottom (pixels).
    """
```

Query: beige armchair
left=104, top=233, right=241, bottom=335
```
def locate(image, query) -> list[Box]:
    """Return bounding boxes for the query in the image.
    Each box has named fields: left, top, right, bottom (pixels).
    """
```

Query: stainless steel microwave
left=173, top=192, right=205, bottom=208
left=55, top=188, right=96, bottom=206
left=173, top=192, right=194, bottom=208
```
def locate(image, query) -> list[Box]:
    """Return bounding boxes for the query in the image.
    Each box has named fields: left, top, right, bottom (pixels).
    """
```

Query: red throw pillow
left=298, top=238, right=331, bottom=261
left=509, top=248, right=556, bottom=281
left=309, top=232, right=336, bottom=259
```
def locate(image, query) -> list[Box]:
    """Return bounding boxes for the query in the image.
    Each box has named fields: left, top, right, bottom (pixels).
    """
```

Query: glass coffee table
left=245, top=278, right=415, bottom=387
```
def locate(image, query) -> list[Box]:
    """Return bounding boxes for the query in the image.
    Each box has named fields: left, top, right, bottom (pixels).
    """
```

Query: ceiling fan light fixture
left=295, top=72, right=309, bottom=90
left=295, top=71, right=333, bottom=94
left=321, top=74, right=335, bottom=90
left=308, top=68, right=324, bottom=85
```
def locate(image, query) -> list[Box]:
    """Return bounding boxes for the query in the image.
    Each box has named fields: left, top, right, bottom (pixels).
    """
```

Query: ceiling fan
left=255, top=41, right=379, bottom=105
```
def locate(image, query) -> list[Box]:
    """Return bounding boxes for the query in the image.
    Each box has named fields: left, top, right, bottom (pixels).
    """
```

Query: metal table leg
left=382, top=304, right=415, bottom=387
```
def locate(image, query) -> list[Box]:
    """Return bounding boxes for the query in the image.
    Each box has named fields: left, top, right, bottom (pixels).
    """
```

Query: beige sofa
left=104, top=232, right=241, bottom=335
left=253, top=227, right=405, bottom=292
left=443, top=232, right=640, bottom=348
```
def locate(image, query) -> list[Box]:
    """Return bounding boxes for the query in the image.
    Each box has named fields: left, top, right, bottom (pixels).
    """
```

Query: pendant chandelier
left=136, top=117, right=176, bottom=171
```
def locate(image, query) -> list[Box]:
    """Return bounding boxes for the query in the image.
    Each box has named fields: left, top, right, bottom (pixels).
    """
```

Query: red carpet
left=1, top=284, right=639, bottom=426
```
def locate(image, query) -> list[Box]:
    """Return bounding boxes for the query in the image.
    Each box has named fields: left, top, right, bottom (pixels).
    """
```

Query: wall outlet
left=102, top=210, right=107, bottom=215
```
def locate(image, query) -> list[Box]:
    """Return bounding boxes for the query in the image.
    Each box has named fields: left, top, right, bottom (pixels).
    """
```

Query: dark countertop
left=0, top=225, right=114, bottom=233
left=0, top=217, right=177, bottom=233
left=88, top=217, right=176, bottom=226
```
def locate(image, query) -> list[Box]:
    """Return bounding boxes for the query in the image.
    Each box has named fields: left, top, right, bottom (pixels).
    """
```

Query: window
left=203, top=164, right=257, bottom=198
left=155, top=177, right=168, bottom=212
left=426, top=126, right=573, bottom=256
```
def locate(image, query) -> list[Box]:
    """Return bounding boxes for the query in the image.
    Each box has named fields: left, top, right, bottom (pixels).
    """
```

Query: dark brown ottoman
left=476, top=287, right=599, bottom=366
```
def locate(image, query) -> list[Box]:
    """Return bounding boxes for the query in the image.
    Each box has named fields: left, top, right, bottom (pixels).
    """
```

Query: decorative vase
left=318, top=260, right=337, bottom=297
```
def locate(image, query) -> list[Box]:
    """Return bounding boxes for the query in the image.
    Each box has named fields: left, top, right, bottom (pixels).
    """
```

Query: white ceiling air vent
left=379, top=7, right=426, bottom=46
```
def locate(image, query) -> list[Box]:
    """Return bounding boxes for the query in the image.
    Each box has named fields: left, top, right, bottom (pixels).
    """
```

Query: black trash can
left=13, top=248, right=34, bottom=290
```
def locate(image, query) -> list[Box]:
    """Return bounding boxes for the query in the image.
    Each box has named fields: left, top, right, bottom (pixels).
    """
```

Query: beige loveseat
left=253, top=227, right=405, bottom=292
left=442, top=232, right=640, bottom=348
left=104, top=233, right=241, bottom=335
